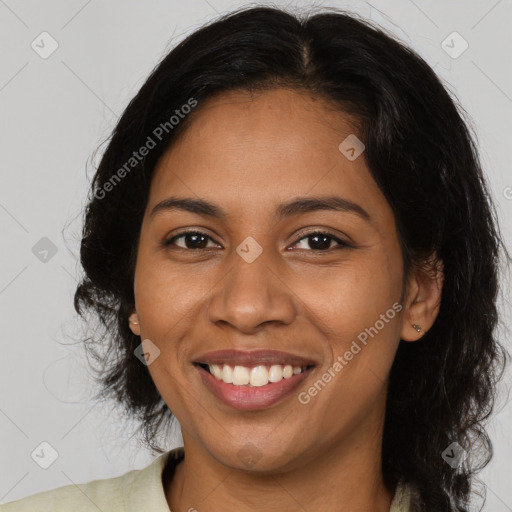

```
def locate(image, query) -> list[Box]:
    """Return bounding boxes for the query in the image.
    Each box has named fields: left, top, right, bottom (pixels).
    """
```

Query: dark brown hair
left=74, top=6, right=508, bottom=511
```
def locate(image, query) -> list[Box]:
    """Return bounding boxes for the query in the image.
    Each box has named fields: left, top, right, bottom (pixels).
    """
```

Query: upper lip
left=193, top=349, right=317, bottom=367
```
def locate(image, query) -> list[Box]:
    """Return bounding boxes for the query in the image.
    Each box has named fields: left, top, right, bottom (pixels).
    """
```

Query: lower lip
left=195, top=365, right=313, bottom=411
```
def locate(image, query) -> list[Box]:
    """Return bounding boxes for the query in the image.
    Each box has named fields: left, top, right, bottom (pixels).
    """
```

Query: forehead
left=148, top=88, right=392, bottom=226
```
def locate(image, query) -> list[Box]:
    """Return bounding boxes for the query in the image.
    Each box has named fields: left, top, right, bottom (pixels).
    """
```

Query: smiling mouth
left=195, top=363, right=315, bottom=387
left=194, top=361, right=316, bottom=411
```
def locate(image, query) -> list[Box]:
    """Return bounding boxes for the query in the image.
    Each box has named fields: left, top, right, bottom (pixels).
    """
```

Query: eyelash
left=163, top=229, right=352, bottom=252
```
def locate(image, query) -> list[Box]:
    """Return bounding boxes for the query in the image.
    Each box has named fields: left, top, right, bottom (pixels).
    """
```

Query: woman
left=2, top=5, right=507, bottom=512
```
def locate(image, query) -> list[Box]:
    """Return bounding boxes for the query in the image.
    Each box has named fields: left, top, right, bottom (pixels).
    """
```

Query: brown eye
left=163, top=230, right=351, bottom=252
left=290, top=231, right=351, bottom=251
left=164, top=231, right=218, bottom=250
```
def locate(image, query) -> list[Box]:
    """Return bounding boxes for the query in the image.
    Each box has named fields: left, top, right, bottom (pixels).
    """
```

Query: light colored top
left=1, top=447, right=418, bottom=511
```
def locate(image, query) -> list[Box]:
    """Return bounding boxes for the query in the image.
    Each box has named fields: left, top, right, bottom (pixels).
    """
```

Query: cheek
left=134, top=247, right=204, bottom=334
left=292, top=260, right=402, bottom=437
left=292, top=251, right=403, bottom=347
left=132, top=247, right=217, bottom=402
left=133, top=253, right=197, bottom=418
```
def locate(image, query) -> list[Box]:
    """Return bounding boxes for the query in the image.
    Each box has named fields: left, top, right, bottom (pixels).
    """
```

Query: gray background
left=0, top=0, right=511, bottom=510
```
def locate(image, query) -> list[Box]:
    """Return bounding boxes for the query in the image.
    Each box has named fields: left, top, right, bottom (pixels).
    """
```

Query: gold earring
left=412, top=324, right=422, bottom=333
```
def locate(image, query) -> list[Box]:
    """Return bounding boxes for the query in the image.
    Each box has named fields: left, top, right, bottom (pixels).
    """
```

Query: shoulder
left=0, top=472, right=125, bottom=512
left=0, top=447, right=185, bottom=512
left=390, top=480, right=422, bottom=512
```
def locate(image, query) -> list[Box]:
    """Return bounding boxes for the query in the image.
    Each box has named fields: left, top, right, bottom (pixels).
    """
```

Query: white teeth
left=207, top=363, right=307, bottom=386
left=222, top=364, right=233, bottom=384
left=250, top=366, right=268, bottom=387
left=268, top=364, right=283, bottom=382
left=283, top=365, right=293, bottom=379
left=210, top=364, right=223, bottom=380
left=232, top=365, right=250, bottom=385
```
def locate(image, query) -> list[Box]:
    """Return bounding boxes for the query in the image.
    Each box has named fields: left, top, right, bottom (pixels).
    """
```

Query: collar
left=123, top=446, right=184, bottom=512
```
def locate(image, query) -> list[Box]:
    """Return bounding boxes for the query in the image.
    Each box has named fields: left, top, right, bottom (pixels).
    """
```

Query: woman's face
left=130, top=88, right=415, bottom=471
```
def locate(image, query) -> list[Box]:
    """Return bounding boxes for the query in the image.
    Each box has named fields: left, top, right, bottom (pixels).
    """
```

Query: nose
left=207, top=251, right=296, bottom=334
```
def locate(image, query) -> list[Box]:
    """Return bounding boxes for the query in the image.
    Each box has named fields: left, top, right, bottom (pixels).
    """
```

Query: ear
left=400, top=253, right=444, bottom=342
left=128, top=311, right=141, bottom=336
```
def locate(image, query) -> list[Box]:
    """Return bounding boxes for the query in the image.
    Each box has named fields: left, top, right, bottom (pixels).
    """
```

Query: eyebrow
left=150, top=195, right=371, bottom=221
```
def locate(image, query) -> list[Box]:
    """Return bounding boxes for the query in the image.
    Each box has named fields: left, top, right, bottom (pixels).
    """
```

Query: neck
left=164, top=419, right=393, bottom=512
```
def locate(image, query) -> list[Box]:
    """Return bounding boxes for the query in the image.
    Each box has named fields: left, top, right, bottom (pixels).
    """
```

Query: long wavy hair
left=74, top=6, right=509, bottom=511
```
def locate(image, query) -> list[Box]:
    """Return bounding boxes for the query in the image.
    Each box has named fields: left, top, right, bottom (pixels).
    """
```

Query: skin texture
left=128, top=88, right=443, bottom=512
